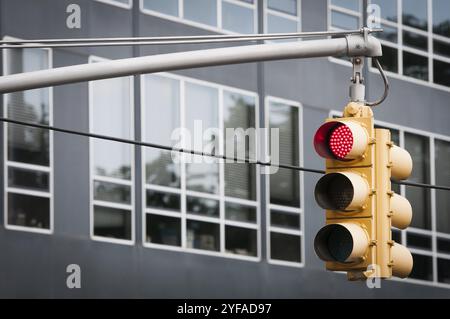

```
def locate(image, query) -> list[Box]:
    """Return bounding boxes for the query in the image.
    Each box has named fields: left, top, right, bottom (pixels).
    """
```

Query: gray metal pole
left=0, top=34, right=381, bottom=93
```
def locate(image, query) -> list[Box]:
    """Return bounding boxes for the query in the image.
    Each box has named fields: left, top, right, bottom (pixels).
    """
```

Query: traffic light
left=313, top=102, right=413, bottom=280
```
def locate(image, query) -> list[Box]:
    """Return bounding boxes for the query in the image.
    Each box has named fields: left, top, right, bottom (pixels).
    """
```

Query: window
left=334, top=111, right=450, bottom=288
left=94, top=0, right=133, bottom=9
left=266, top=97, right=303, bottom=266
left=3, top=39, right=53, bottom=233
left=140, top=0, right=257, bottom=34
left=264, top=0, right=301, bottom=40
left=142, top=73, right=259, bottom=260
left=89, top=56, right=134, bottom=244
left=329, top=1, right=450, bottom=90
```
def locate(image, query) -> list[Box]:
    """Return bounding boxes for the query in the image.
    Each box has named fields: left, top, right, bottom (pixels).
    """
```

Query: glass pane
left=331, top=10, right=359, bottom=30
left=184, top=0, right=217, bottom=26
left=407, top=232, right=432, bottom=250
left=374, top=24, right=397, bottom=43
left=225, top=226, right=257, bottom=256
left=146, top=214, right=181, bottom=246
left=222, top=1, right=254, bottom=34
left=223, top=91, right=256, bottom=159
left=225, top=202, right=257, bottom=223
left=438, top=259, right=450, bottom=284
left=437, top=238, right=450, bottom=254
left=185, top=82, right=219, bottom=153
left=409, top=254, right=433, bottom=281
left=403, top=30, right=427, bottom=51
left=5, top=48, right=50, bottom=166
left=94, top=180, right=131, bottom=205
left=269, top=101, right=300, bottom=207
left=435, top=139, right=450, bottom=233
left=267, top=0, right=297, bottom=15
left=392, top=229, right=402, bottom=243
left=146, top=189, right=180, bottom=212
left=270, top=232, right=301, bottom=262
left=330, top=0, right=359, bottom=12
left=374, top=45, right=398, bottom=73
left=403, top=51, right=428, bottom=81
left=224, top=163, right=257, bottom=200
left=142, top=0, right=178, bottom=16
left=91, top=74, right=133, bottom=180
left=371, top=0, right=397, bottom=22
left=145, top=148, right=180, bottom=188
left=187, top=196, right=220, bottom=218
left=271, top=210, right=300, bottom=229
left=186, top=159, right=219, bottom=194
left=93, top=205, right=131, bottom=240
left=8, top=167, right=49, bottom=191
left=405, top=133, right=431, bottom=230
left=144, top=75, right=180, bottom=146
left=402, top=0, right=427, bottom=31
left=186, top=220, right=220, bottom=251
left=434, top=39, right=450, bottom=58
left=267, top=14, right=298, bottom=42
left=433, top=59, right=450, bottom=87
left=7, top=193, right=50, bottom=229
left=433, top=0, right=450, bottom=37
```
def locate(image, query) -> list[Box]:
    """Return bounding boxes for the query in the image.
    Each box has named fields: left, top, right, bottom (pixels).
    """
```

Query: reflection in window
left=435, top=139, right=450, bottom=234
left=405, top=133, right=431, bottom=230
left=267, top=99, right=302, bottom=264
left=371, top=0, right=397, bottom=22
left=93, top=205, right=132, bottom=240
left=437, top=238, right=450, bottom=254
left=268, top=0, right=298, bottom=15
left=222, top=1, right=254, bottom=34
left=438, top=259, right=450, bottom=284
left=146, top=214, right=181, bottom=246
left=375, top=24, right=398, bottom=43
left=90, top=57, right=134, bottom=242
left=402, top=0, right=427, bottom=31
left=142, top=0, right=178, bottom=16
left=331, top=0, right=359, bottom=12
left=433, top=0, right=450, bottom=37
left=375, top=45, right=398, bottom=73
left=433, top=60, right=450, bottom=87
left=8, top=167, right=49, bottom=192
left=187, top=220, right=220, bottom=251
left=407, top=232, right=432, bottom=250
left=147, top=189, right=181, bottom=212
left=187, top=196, right=220, bottom=218
left=266, top=0, right=299, bottom=40
left=270, top=232, right=301, bottom=262
left=4, top=46, right=52, bottom=231
left=433, top=40, right=450, bottom=58
left=225, top=202, right=257, bottom=223
left=184, top=0, right=217, bottom=27
left=403, top=51, right=428, bottom=81
left=409, top=253, right=433, bottom=281
left=403, top=30, right=428, bottom=51
left=7, top=193, right=50, bottom=229
left=331, top=10, right=359, bottom=30
left=225, top=226, right=257, bottom=256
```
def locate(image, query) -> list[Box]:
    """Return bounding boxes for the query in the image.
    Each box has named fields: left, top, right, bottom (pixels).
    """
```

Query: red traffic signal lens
left=313, top=120, right=368, bottom=160
left=329, top=124, right=353, bottom=160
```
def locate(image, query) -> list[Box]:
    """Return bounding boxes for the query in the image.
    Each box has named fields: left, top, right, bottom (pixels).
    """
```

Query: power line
left=0, top=116, right=448, bottom=191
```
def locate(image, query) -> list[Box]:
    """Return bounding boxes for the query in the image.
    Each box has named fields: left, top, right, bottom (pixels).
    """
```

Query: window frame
left=330, top=109, right=450, bottom=289
left=94, top=0, right=133, bottom=10
left=265, top=95, right=304, bottom=268
left=88, top=55, right=136, bottom=246
left=327, top=0, right=450, bottom=93
left=2, top=36, right=54, bottom=235
left=141, top=72, right=261, bottom=262
left=139, top=0, right=258, bottom=35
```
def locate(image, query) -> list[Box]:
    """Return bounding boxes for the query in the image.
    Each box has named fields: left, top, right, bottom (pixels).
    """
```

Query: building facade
left=0, top=0, right=449, bottom=298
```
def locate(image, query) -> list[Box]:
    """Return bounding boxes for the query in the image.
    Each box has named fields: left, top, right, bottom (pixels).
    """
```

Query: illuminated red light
left=329, top=125, right=353, bottom=159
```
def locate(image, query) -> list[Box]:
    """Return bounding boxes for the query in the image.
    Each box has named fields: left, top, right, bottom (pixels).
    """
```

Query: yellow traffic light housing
left=313, top=102, right=414, bottom=280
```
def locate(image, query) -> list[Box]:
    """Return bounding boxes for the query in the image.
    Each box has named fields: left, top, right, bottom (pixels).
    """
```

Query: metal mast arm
left=0, top=34, right=381, bottom=94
